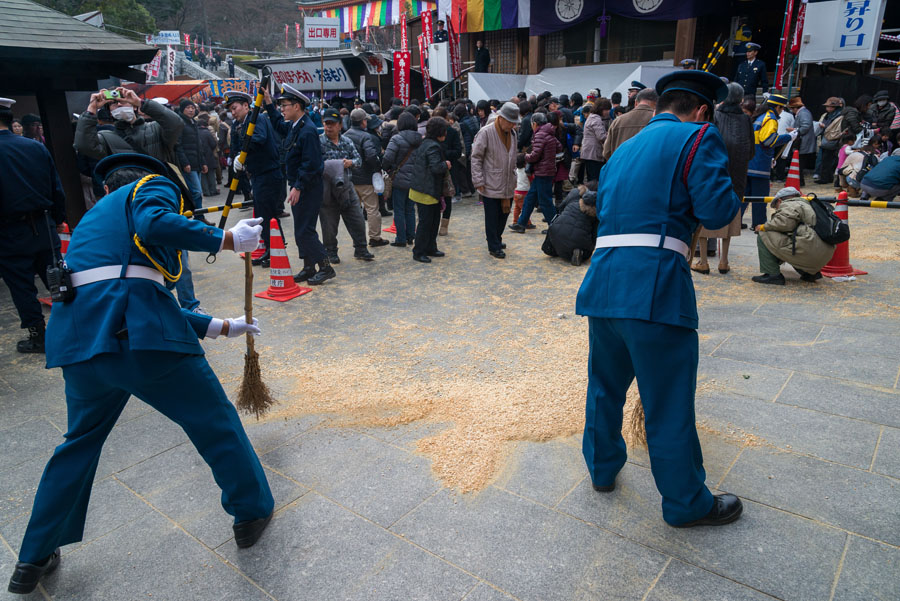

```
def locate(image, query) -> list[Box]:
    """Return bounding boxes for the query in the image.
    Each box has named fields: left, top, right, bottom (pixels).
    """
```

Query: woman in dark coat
left=544, top=184, right=599, bottom=265
left=382, top=112, right=422, bottom=246
left=693, top=82, right=755, bottom=275
left=409, top=117, right=450, bottom=263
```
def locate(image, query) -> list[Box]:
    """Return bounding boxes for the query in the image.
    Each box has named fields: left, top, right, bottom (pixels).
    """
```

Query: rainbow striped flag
left=447, top=0, right=529, bottom=33
left=316, top=0, right=438, bottom=33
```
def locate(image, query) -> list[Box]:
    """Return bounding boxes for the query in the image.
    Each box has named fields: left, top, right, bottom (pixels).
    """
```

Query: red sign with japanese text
left=393, top=51, right=411, bottom=105
left=790, top=3, right=806, bottom=55
left=447, top=12, right=461, bottom=79
left=418, top=34, right=432, bottom=100
left=400, top=14, right=408, bottom=52
left=422, top=10, right=433, bottom=45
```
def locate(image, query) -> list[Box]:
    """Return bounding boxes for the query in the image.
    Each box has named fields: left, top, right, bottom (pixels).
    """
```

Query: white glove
left=225, top=316, right=260, bottom=338
left=228, top=217, right=264, bottom=253
left=233, top=156, right=244, bottom=172
left=227, top=157, right=233, bottom=167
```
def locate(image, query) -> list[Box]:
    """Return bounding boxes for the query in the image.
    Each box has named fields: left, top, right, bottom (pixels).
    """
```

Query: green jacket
left=760, top=199, right=835, bottom=273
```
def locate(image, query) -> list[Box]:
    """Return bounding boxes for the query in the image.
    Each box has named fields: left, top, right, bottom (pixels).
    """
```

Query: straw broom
left=622, top=227, right=702, bottom=448
left=236, top=251, right=275, bottom=418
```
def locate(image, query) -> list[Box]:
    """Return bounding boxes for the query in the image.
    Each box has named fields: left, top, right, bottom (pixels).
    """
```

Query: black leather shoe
left=426, top=250, right=445, bottom=257
left=672, top=494, right=743, bottom=528
left=751, top=273, right=786, bottom=286
left=7, top=548, right=60, bottom=594
left=389, top=241, right=407, bottom=247
left=293, top=266, right=317, bottom=282
left=307, top=263, right=335, bottom=286
left=251, top=252, right=270, bottom=267
left=369, top=238, right=390, bottom=247
left=524, top=223, right=536, bottom=230
left=326, top=252, right=341, bottom=265
left=354, top=249, right=375, bottom=261
left=16, top=324, right=45, bottom=354
left=233, top=513, right=272, bottom=548
left=508, top=223, right=526, bottom=233
left=592, top=481, right=615, bottom=493
left=500, top=243, right=506, bottom=249
left=489, top=250, right=506, bottom=259
left=413, top=255, right=431, bottom=263
left=798, top=270, right=823, bottom=282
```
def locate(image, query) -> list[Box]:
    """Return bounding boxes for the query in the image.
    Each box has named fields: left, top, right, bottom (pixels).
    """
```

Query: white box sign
left=304, top=18, right=341, bottom=49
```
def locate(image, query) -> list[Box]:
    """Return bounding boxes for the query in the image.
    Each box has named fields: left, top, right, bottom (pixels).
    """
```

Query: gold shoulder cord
left=130, top=174, right=184, bottom=283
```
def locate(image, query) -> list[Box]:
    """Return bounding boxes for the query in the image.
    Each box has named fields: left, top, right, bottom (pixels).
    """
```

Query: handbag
left=442, top=170, right=456, bottom=198
left=383, top=145, right=415, bottom=198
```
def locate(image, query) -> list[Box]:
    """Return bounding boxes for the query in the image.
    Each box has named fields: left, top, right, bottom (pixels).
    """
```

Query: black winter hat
left=179, top=98, right=196, bottom=111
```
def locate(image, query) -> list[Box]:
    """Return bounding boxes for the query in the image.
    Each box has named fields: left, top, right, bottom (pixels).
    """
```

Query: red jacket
left=526, top=123, right=562, bottom=177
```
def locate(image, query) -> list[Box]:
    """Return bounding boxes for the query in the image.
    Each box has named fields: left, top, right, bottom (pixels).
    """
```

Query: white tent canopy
left=467, top=60, right=675, bottom=103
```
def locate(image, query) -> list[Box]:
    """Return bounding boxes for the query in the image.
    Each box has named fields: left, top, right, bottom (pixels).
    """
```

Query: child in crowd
left=834, top=133, right=858, bottom=192
left=840, top=144, right=879, bottom=197
left=513, top=153, right=534, bottom=229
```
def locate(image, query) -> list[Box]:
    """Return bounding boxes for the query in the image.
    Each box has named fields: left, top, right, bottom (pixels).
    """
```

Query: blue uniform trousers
left=290, top=180, right=326, bottom=264
left=251, top=171, right=285, bottom=252
left=583, top=317, right=714, bottom=526
left=18, top=349, right=274, bottom=563
left=746, top=177, right=769, bottom=229
left=0, top=219, right=59, bottom=328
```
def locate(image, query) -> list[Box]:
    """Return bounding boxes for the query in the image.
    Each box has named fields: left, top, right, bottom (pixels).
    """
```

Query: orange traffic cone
left=383, top=221, right=397, bottom=234
left=40, top=222, right=70, bottom=307
left=59, top=222, right=70, bottom=259
left=785, top=150, right=802, bottom=193
left=255, top=219, right=311, bottom=302
left=821, top=191, right=867, bottom=278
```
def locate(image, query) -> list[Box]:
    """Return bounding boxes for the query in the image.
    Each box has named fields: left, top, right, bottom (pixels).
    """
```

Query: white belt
left=70, top=265, right=165, bottom=288
left=595, top=234, right=690, bottom=258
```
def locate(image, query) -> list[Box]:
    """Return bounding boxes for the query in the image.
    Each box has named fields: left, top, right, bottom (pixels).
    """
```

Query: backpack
left=808, top=197, right=849, bottom=245
left=823, top=115, right=844, bottom=141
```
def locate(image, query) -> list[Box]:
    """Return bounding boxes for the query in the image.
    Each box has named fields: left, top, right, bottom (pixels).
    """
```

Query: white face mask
left=877, top=99, right=888, bottom=107
left=111, top=105, right=135, bottom=122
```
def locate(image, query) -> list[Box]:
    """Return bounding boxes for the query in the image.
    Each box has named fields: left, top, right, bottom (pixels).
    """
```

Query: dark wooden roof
left=0, top=0, right=157, bottom=85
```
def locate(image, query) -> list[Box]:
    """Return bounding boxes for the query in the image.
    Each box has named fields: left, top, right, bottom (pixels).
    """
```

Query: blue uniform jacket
left=0, top=130, right=66, bottom=222
left=735, top=59, right=769, bottom=95
left=575, top=113, right=740, bottom=330
left=265, top=106, right=324, bottom=193
left=45, top=177, right=225, bottom=368
left=748, top=110, right=792, bottom=179
left=230, top=112, right=281, bottom=177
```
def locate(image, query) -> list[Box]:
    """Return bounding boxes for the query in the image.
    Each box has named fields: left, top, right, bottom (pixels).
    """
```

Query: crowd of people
left=2, top=76, right=900, bottom=355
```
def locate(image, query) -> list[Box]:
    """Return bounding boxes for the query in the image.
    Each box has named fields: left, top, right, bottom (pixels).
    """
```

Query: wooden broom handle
left=244, top=252, right=255, bottom=353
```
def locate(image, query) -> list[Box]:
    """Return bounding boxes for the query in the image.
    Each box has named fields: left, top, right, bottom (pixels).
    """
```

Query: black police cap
left=94, top=152, right=191, bottom=203
left=655, top=70, right=728, bottom=108
left=94, top=152, right=168, bottom=182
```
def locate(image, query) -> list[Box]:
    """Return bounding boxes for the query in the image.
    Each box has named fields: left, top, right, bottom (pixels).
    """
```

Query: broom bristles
left=623, top=394, right=648, bottom=449
left=236, top=348, right=276, bottom=419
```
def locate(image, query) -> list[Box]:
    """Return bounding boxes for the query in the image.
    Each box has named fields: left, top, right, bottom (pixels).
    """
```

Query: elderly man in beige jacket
left=471, top=102, right=519, bottom=259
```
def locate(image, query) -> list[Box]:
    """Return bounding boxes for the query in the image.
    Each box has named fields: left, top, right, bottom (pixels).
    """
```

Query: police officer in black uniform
left=264, top=84, right=334, bottom=285
left=433, top=20, right=449, bottom=43
left=734, top=42, right=769, bottom=96
left=0, top=98, right=65, bottom=353
left=225, top=90, right=284, bottom=268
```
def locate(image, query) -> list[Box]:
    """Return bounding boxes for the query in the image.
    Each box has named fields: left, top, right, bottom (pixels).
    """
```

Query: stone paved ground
left=0, top=186, right=898, bottom=600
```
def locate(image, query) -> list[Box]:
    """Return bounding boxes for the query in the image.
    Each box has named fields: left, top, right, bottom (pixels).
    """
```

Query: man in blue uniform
left=226, top=90, right=285, bottom=268
left=575, top=71, right=744, bottom=528
left=0, top=98, right=65, bottom=354
left=264, top=84, right=334, bottom=285
left=734, top=42, right=769, bottom=96
left=7, top=154, right=274, bottom=595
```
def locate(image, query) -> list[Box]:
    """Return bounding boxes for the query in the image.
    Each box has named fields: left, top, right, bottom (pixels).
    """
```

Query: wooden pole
left=244, top=252, right=254, bottom=357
